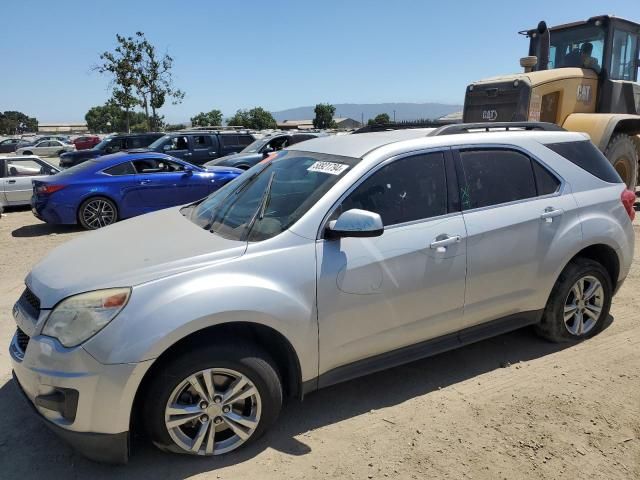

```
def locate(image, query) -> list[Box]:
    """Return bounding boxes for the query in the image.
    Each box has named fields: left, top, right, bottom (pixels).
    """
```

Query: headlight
left=42, top=288, right=131, bottom=347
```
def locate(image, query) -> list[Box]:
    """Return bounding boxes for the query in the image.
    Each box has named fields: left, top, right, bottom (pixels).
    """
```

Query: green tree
left=368, top=113, right=391, bottom=125
left=191, top=109, right=223, bottom=127
left=96, top=32, right=184, bottom=132
left=96, top=34, right=142, bottom=132
left=227, top=107, right=276, bottom=129
left=85, top=102, right=148, bottom=133
left=0, top=111, right=38, bottom=135
left=137, top=32, right=184, bottom=130
left=313, top=103, right=336, bottom=129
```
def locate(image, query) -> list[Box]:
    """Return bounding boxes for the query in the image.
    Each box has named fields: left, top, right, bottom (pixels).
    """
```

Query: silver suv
left=10, top=122, right=635, bottom=463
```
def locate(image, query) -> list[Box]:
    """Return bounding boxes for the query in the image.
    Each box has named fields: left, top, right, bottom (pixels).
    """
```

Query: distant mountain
left=271, top=103, right=462, bottom=123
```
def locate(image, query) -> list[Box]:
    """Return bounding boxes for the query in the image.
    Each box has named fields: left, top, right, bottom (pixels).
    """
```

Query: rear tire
left=605, top=133, right=638, bottom=190
left=22, top=151, right=32, bottom=156
left=536, top=258, right=612, bottom=343
left=78, top=196, right=118, bottom=230
left=57, top=149, right=65, bottom=156
left=143, top=341, right=283, bottom=457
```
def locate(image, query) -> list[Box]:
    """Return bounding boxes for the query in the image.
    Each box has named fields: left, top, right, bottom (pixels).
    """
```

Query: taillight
left=620, top=189, right=636, bottom=221
left=36, top=184, right=66, bottom=195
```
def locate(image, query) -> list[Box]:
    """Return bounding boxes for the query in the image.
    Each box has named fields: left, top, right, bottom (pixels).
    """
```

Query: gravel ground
left=0, top=207, right=638, bottom=479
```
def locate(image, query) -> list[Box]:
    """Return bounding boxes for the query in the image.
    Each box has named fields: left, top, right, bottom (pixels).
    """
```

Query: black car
left=145, top=131, right=255, bottom=165
left=59, top=133, right=164, bottom=168
left=205, top=132, right=323, bottom=170
left=0, top=138, right=31, bottom=153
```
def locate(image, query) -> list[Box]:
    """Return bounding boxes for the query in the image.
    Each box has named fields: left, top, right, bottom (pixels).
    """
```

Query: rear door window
left=545, top=141, right=622, bottom=183
left=459, top=149, right=537, bottom=209
left=193, top=135, right=212, bottom=147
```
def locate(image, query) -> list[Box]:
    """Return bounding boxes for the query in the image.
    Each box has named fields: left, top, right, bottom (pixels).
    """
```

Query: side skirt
left=304, top=310, right=542, bottom=394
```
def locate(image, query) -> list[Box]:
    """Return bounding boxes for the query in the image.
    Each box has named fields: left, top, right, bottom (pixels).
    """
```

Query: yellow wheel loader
left=463, top=15, right=640, bottom=189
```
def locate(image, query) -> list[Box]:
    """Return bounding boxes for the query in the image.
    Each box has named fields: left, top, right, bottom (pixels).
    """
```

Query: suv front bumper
left=9, top=329, right=152, bottom=464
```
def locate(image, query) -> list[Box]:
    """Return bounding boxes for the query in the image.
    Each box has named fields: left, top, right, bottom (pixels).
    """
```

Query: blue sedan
left=31, top=152, right=243, bottom=229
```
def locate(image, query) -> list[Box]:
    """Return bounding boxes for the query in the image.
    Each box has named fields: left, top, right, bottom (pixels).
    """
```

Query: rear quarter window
left=545, top=141, right=622, bottom=184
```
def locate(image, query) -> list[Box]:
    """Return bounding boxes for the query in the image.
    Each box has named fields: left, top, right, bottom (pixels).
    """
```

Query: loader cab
left=526, top=16, right=640, bottom=114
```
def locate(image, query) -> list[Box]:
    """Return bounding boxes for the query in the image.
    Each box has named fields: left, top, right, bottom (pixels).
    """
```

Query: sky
left=1, top=0, right=638, bottom=123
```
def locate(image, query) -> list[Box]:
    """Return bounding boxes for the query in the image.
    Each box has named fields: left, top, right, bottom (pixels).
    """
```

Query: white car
left=0, top=155, right=59, bottom=207
left=16, top=140, right=75, bottom=157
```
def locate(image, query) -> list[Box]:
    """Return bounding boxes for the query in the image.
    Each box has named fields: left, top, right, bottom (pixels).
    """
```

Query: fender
left=563, top=113, right=640, bottom=151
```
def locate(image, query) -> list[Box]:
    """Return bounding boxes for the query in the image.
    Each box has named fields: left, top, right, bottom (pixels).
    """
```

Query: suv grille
left=16, top=328, right=30, bottom=353
left=19, top=288, right=41, bottom=317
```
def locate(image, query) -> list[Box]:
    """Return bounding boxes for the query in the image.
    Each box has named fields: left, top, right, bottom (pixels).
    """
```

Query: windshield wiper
left=258, top=171, right=276, bottom=220
left=246, top=171, right=276, bottom=238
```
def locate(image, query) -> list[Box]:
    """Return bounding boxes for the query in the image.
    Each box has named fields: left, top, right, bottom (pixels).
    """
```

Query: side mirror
left=183, top=165, right=194, bottom=175
left=326, top=209, right=384, bottom=239
left=262, top=146, right=274, bottom=157
left=163, top=144, right=171, bottom=152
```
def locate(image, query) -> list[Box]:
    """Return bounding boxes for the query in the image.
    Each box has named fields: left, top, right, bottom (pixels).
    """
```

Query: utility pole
left=393, top=110, right=396, bottom=122
left=361, top=112, right=364, bottom=127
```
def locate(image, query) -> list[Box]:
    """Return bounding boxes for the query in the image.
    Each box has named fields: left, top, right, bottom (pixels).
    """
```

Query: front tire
left=536, top=258, right=612, bottom=343
left=144, top=342, right=283, bottom=457
left=22, top=150, right=32, bottom=156
left=605, top=133, right=638, bottom=190
left=78, top=196, right=118, bottom=230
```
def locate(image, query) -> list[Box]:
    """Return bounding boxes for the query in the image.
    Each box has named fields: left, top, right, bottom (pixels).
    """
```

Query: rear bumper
left=12, top=372, right=129, bottom=464
left=31, top=195, right=76, bottom=224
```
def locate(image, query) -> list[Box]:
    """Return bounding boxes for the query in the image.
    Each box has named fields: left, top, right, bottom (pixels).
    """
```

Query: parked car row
left=16, top=139, right=75, bottom=157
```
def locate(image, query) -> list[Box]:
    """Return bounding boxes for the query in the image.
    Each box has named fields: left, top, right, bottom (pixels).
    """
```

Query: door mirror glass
left=326, top=209, right=384, bottom=239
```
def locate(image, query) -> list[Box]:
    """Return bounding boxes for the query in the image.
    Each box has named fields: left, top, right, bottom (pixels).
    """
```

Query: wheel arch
left=559, top=243, right=620, bottom=292
left=130, top=321, right=304, bottom=433
left=76, top=193, right=120, bottom=223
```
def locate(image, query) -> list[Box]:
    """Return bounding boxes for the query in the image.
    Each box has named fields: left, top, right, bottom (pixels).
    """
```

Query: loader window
left=550, top=24, right=605, bottom=73
left=611, top=30, right=639, bottom=81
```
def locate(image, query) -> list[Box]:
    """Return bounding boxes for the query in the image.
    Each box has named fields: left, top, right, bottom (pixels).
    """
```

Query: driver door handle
left=7, top=180, right=16, bottom=184
left=430, top=234, right=461, bottom=252
left=139, top=179, right=151, bottom=185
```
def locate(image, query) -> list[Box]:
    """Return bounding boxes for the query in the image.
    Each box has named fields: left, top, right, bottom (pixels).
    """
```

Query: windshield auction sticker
left=307, top=161, right=349, bottom=175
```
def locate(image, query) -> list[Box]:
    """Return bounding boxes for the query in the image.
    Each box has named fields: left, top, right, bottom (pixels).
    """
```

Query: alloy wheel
left=82, top=199, right=115, bottom=229
left=563, top=275, right=604, bottom=336
left=164, top=368, right=262, bottom=456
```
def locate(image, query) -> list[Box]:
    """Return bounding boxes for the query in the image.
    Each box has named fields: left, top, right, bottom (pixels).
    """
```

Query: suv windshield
left=148, top=135, right=171, bottom=149
left=188, top=150, right=358, bottom=241
left=240, top=137, right=272, bottom=153
left=93, top=137, right=114, bottom=150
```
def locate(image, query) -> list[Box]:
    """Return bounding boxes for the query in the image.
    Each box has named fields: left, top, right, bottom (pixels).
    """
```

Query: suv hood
left=27, top=207, right=247, bottom=308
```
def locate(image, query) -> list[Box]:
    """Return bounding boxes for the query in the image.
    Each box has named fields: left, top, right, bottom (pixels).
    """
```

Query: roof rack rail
left=353, top=121, right=455, bottom=134
left=428, top=122, right=565, bottom=136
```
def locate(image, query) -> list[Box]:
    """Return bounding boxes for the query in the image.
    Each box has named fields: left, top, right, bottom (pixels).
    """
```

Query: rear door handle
left=430, top=234, right=461, bottom=252
left=209, top=152, right=217, bottom=156
left=7, top=180, right=16, bottom=184
left=140, top=179, right=151, bottom=185
left=184, top=152, right=193, bottom=157
left=540, top=207, right=563, bottom=222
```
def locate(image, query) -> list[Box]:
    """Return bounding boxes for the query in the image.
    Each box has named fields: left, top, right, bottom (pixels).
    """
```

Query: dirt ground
left=0, top=207, right=638, bottom=480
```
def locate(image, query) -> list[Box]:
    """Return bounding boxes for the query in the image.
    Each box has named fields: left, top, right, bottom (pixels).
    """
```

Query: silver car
left=0, top=155, right=59, bottom=208
left=15, top=139, right=75, bottom=157
left=10, top=123, right=635, bottom=463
